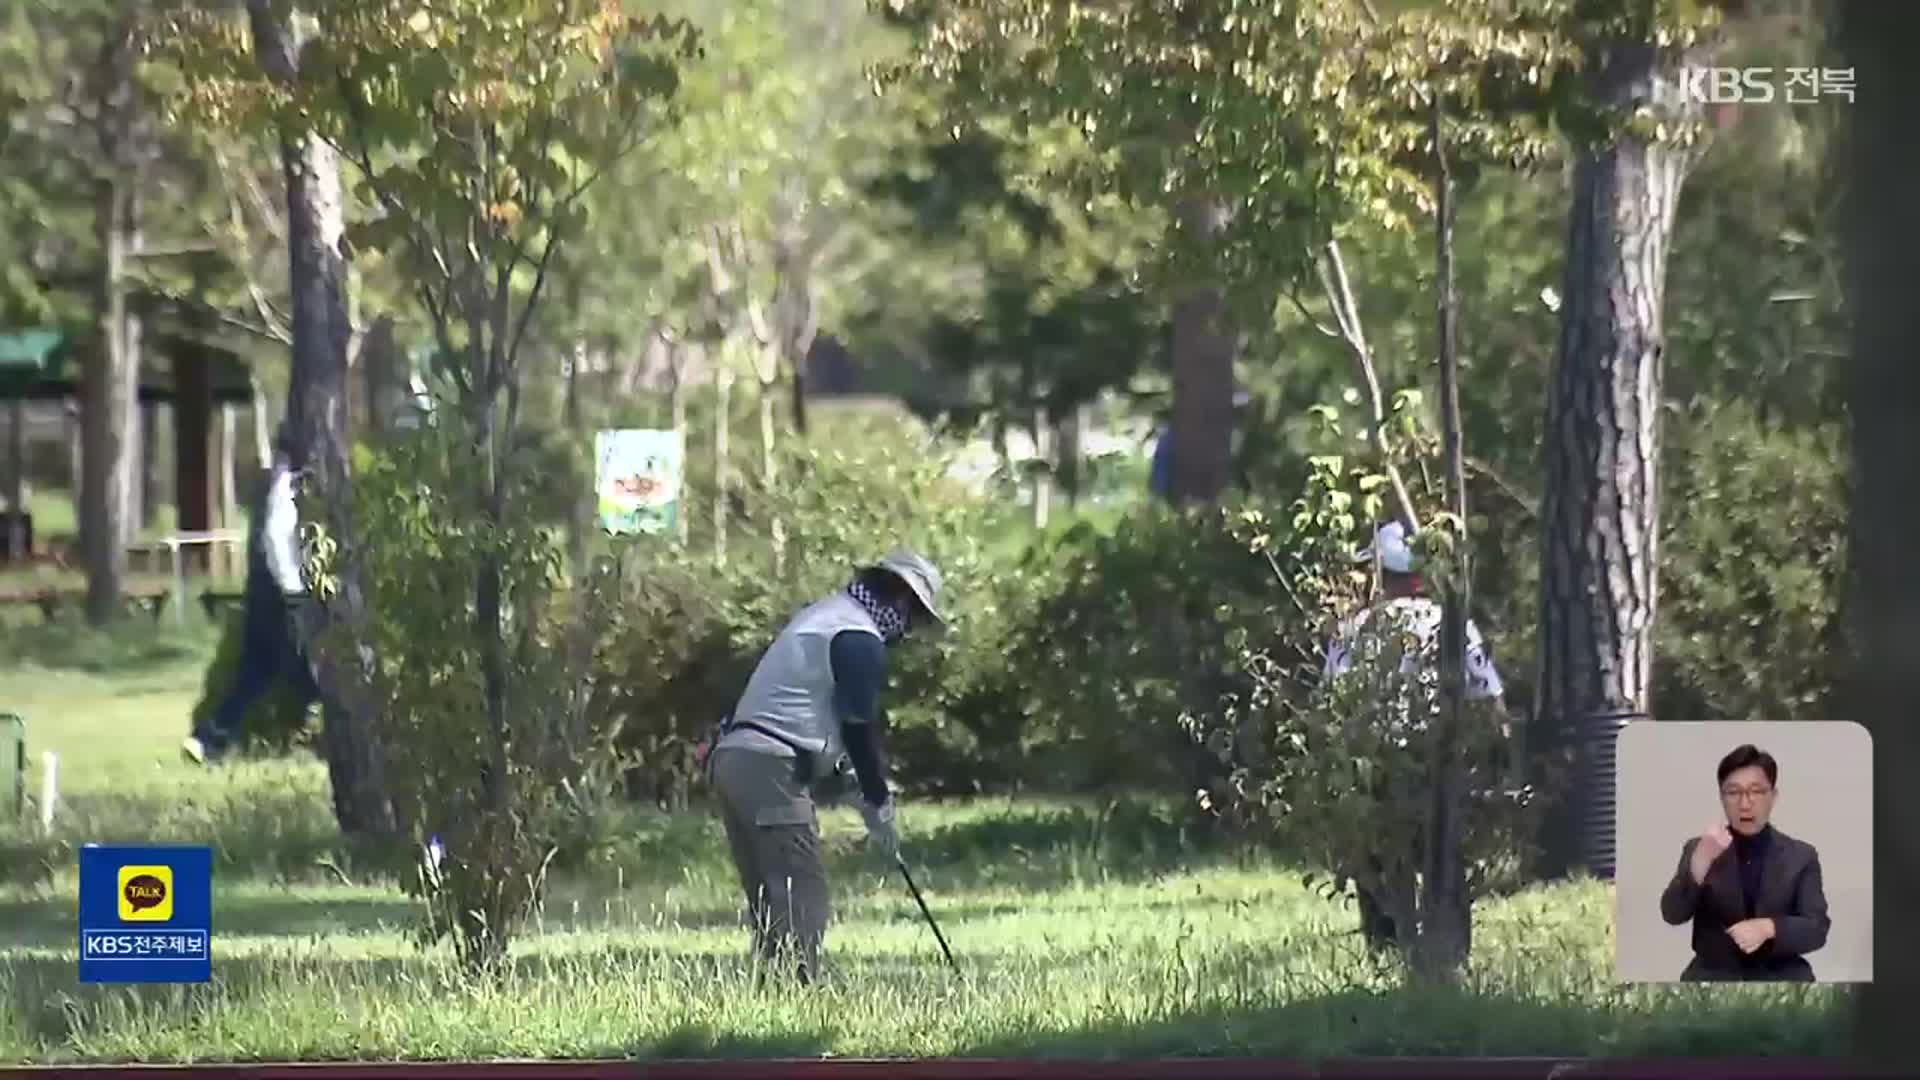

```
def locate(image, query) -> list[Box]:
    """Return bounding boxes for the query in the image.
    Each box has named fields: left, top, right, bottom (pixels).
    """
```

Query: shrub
left=1183, top=399, right=1555, bottom=974
left=1656, top=401, right=1848, bottom=724
left=588, top=409, right=1018, bottom=802
left=974, top=507, right=1285, bottom=795
left=310, top=423, right=620, bottom=974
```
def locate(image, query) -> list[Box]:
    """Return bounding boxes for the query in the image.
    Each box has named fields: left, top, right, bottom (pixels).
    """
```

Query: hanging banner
left=595, top=428, right=683, bottom=536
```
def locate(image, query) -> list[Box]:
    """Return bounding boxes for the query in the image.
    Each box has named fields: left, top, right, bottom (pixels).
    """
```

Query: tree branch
left=1315, top=241, right=1421, bottom=534
left=1285, top=285, right=1342, bottom=338
left=504, top=226, right=564, bottom=375
left=245, top=0, right=299, bottom=85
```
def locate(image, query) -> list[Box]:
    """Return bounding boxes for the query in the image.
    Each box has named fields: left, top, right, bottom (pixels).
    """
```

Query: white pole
left=39, top=750, right=57, bottom=834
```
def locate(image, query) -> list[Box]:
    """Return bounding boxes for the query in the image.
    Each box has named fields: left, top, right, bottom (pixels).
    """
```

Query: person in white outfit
left=183, top=426, right=332, bottom=764
left=1321, top=521, right=1509, bottom=949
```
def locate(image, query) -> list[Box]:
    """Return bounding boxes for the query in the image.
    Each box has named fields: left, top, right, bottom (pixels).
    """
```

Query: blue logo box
left=78, top=844, right=212, bottom=984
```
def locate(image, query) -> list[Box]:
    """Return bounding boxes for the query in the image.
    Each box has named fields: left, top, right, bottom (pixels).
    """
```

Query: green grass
left=0, top=628, right=1854, bottom=1065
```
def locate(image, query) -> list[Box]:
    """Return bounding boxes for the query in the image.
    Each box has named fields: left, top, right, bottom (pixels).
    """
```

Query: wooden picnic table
left=127, top=529, right=247, bottom=626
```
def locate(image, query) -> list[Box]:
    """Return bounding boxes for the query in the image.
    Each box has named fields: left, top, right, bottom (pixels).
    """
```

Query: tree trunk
left=565, top=338, right=591, bottom=574
left=1414, top=98, right=1470, bottom=984
left=759, top=371, right=786, bottom=577
left=82, top=17, right=138, bottom=626
left=251, top=373, right=272, bottom=468
left=668, top=335, right=688, bottom=547
left=1058, top=404, right=1084, bottom=509
left=359, top=314, right=398, bottom=438
left=66, top=404, right=81, bottom=545
left=565, top=339, right=584, bottom=432
left=1839, top=4, right=1920, bottom=1069
left=139, top=403, right=158, bottom=531
left=475, top=323, right=513, bottom=828
left=283, top=126, right=392, bottom=837
left=1167, top=196, right=1237, bottom=506
left=1534, top=38, right=1701, bottom=876
left=219, top=404, right=237, bottom=576
left=714, top=347, right=732, bottom=568
left=992, top=412, right=1009, bottom=486
left=1031, top=410, right=1052, bottom=530
left=123, top=187, right=145, bottom=546
left=790, top=351, right=810, bottom=437
left=251, top=0, right=394, bottom=838
left=4, top=400, right=24, bottom=560
left=773, top=244, right=818, bottom=440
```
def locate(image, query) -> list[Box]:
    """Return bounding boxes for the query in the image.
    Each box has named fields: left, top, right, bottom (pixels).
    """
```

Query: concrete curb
left=0, top=1057, right=1872, bottom=1079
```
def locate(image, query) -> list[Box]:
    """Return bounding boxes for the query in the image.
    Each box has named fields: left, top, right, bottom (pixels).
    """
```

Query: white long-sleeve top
left=261, top=465, right=305, bottom=596
left=1322, top=596, right=1505, bottom=700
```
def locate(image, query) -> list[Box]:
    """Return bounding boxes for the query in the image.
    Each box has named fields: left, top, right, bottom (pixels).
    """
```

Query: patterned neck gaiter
left=848, top=580, right=907, bottom=643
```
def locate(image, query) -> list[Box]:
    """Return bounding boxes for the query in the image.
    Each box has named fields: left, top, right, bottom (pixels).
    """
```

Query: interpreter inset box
left=1612, top=721, right=1871, bottom=984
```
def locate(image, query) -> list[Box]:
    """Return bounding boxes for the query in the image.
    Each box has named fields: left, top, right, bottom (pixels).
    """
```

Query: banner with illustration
left=594, top=429, right=683, bottom=536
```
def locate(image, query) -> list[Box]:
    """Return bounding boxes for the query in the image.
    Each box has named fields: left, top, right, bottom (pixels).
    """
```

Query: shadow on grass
left=0, top=942, right=837, bottom=1060
left=0, top=940, right=1852, bottom=1062
left=0, top=893, right=420, bottom=951
left=855, top=799, right=1236, bottom=897
left=0, top=619, right=220, bottom=677
left=946, top=986, right=1853, bottom=1059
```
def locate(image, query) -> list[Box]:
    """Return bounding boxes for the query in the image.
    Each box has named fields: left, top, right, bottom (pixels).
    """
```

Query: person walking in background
left=702, top=548, right=944, bottom=985
left=183, top=426, right=332, bottom=765
left=1660, top=743, right=1830, bottom=982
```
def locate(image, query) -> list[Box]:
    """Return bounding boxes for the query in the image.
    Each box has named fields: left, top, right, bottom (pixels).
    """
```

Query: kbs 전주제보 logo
left=78, top=845, right=211, bottom=984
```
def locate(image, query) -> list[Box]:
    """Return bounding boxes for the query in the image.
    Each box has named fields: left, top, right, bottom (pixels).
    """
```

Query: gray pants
left=710, top=746, right=829, bottom=982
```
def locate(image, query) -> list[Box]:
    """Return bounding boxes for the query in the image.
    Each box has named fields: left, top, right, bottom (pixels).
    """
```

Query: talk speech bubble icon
left=117, top=865, right=173, bottom=922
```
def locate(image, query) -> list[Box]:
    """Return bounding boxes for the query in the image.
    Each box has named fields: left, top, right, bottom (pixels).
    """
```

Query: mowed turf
left=0, top=636, right=1852, bottom=1065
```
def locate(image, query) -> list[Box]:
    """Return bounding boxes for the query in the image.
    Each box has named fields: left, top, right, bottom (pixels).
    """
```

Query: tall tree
left=882, top=0, right=1567, bottom=511
left=169, top=0, right=698, bottom=968
left=1422, top=94, right=1472, bottom=981
left=1167, top=196, right=1237, bottom=506
left=79, top=6, right=143, bottom=626
left=1532, top=2, right=1714, bottom=875
left=1836, top=3, right=1920, bottom=1070
left=243, top=0, right=395, bottom=836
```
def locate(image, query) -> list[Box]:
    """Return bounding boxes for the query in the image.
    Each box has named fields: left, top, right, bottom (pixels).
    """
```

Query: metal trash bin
left=1575, top=708, right=1646, bottom=880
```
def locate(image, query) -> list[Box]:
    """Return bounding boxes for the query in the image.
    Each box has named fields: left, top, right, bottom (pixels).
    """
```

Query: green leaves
left=885, top=0, right=1705, bottom=312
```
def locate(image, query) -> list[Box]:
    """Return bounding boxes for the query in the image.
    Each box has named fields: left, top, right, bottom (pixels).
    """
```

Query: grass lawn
left=0, top=628, right=1853, bottom=1066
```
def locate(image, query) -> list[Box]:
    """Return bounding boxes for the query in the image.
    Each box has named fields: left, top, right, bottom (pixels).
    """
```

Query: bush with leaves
left=1655, top=400, right=1849, bottom=724
left=970, top=508, right=1284, bottom=795
left=589, top=409, right=1018, bottom=802
left=314, top=425, right=621, bottom=973
left=1184, top=400, right=1558, bottom=966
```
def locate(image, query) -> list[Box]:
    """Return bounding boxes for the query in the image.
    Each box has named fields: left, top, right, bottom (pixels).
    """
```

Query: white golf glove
left=860, top=798, right=899, bottom=861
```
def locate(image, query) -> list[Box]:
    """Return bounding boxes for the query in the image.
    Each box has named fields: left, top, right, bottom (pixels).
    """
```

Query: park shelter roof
left=0, top=329, right=64, bottom=371
left=0, top=327, right=254, bottom=405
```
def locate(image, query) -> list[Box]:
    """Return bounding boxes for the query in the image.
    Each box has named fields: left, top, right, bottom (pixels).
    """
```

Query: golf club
left=894, top=852, right=959, bottom=972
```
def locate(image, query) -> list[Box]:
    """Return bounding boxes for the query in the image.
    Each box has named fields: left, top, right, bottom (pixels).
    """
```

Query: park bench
left=127, top=530, right=246, bottom=626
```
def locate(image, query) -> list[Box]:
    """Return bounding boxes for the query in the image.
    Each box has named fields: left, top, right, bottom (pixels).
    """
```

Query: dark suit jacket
left=1658, top=827, right=1830, bottom=982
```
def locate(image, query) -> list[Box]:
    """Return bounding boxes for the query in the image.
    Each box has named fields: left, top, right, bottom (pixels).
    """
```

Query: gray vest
left=718, top=592, right=883, bottom=760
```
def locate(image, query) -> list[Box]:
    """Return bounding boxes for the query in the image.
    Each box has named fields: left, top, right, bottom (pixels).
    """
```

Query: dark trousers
left=197, top=581, right=325, bottom=753
left=710, top=746, right=830, bottom=983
